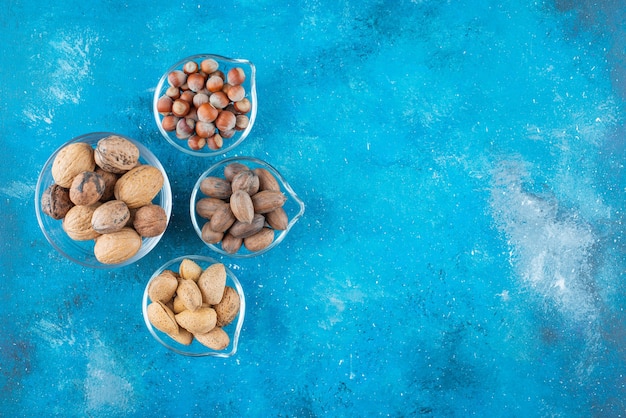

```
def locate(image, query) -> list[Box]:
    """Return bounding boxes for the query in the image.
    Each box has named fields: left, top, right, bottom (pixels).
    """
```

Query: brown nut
left=221, top=233, right=243, bottom=254
left=229, top=190, right=254, bottom=224
left=231, top=170, right=259, bottom=195
left=253, top=168, right=280, bottom=192
left=197, top=263, right=227, bottom=305
left=209, top=203, right=236, bottom=233
left=196, top=197, right=227, bottom=219
left=224, top=163, right=250, bottom=182
left=201, top=222, right=224, bottom=244
left=91, top=200, right=130, bottom=234
left=251, top=190, right=287, bottom=214
left=147, top=301, right=179, bottom=335
left=51, top=142, right=96, bottom=188
left=63, top=204, right=101, bottom=241
left=175, top=307, right=217, bottom=335
left=133, top=204, right=167, bottom=237
left=95, top=168, right=119, bottom=202
left=148, top=270, right=179, bottom=303
left=214, top=286, right=240, bottom=327
left=199, top=176, right=232, bottom=199
left=41, top=184, right=74, bottom=220
left=243, top=227, right=275, bottom=252
left=93, top=227, right=142, bottom=264
left=265, top=207, right=289, bottom=230
left=228, top=213, right=265, bottom=239
left=114, top=165, right=164, bottom=209
left=94, top=135, right=140, bottom=174
left=69, top=171, right=106, bottom=206
left=195, top=327, right=230, bottom=350
left=177, top=279, right=203, bottom=311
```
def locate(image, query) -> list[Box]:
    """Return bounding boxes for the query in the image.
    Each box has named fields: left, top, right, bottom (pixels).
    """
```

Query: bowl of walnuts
left=35, top=132, right=172, bottom=268
left=153, top=54, right=257, bottom=156
left=142, top=255, right=245, bottom=357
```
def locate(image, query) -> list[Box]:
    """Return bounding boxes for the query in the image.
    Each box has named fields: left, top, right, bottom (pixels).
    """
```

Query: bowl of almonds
left=153, top=54, right=257, bottom=156
left=35, top=132, right=172, bottom=268
left=190, top=156, right=305, bottom=257
left=142, top=255, right=245, bottom=357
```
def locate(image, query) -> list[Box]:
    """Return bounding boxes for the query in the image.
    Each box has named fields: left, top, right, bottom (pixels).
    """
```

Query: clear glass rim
left=34, top=132, right=172, bottom=269
left=189, top=156, right=305, bottom=258
left=141, top=255, right=246, bottom=357
left=152, top=54, right=258, bottom=158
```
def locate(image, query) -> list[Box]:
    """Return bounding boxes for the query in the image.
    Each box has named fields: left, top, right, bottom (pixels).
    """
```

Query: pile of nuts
left=146, top=258, right=240, bottom=350
left=156, top=58, right=252, bottom=151
left=196, top=162, right=289, bottom=254
left=40, top=135, right=168, bottom=264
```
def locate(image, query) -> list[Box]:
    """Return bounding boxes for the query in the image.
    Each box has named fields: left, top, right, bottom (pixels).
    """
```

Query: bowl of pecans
left=153, top=54, right=257, bottom=157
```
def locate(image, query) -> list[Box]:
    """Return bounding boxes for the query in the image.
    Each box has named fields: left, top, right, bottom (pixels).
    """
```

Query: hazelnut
left=227, top=67, right=246, bottom=85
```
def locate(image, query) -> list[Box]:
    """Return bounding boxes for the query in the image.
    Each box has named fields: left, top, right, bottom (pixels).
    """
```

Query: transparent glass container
left=190, top=156, right=305, bottom=258
left=142, top=255, right=245, bottom=357
left=34, top=132, right=172, bottom=269
left=153, top=54, right=257, bottom=157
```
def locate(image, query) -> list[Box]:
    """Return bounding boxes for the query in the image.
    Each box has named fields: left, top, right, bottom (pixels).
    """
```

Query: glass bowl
left=142, top=255, right=245, bottom=357
left=190, top=156, right=305, bottom=258
left=153, top=54, right=257, bottom=157
left=34, top=132, right=172, bottom=269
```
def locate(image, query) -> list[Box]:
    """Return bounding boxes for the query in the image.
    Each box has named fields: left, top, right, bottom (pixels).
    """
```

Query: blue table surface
left=1, top=0, right=625, bottom=416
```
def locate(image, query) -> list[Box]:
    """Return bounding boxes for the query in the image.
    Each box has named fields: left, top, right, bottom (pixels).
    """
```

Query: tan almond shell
left=147, top=270, right=179, bottom=303
left=197, top=263, right=227, bottom=305
left=194, top=327, right=230, bottom=350
left=175, top=307, right=217, bottom=335
left=214, top=286, right=240, bottom=327
left=147, top=301, right=179, bottom=335
left=176, top=279, right=203, bottom=311
left=179, top=258, right=203, bottom=282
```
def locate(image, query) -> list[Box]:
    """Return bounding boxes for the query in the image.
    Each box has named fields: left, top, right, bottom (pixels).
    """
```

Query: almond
left=230, top=190, right=254, bottom=223
left=197, top=263, right=227, bottom=305
left=251, top=190, right=286, bottom=214
left=148, top=270, right=179, bottom=303
left=214, top=286, right=240, bottom=327
left=179, top=258, right=203, bottom=281
left=147, top=301, right=179, bottom=335
left=195, top=327, right=230, bottom=350
left=175, top=307, right=217, bottom=334
left=177, top=279, right=203, bottom=311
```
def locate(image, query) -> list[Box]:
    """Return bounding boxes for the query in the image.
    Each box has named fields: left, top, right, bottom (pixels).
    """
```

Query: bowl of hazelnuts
left=35, top=132, right=172, bottom=268
left=153, top=54, right=257, bottom=157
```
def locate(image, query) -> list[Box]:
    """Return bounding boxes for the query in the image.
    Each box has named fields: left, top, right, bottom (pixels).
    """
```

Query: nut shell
left=228, top=213, right=265, bottom=239
left=133, top=204, right=167, bottom=237
left=114, top=165, right=164, bottom=209
left=244, top=227, right=275, bottom=252
left=175, top=307, right=217, bottom=334
left=41, top=184, right=73, bottom=220
left=214, top=286, right=240, bottom=327
left=93, top=227, right=142, bottom=264
left=177, top=279, right=203, bottom=311
left=199, top=177, right=232, bottom=199
left=251, top=190, right=287, bottom=214
left=94, top=135, right=140, bottom=174
left=63, top=205, right=101, bottom=241
left=195, top=327, right=230, bottom=350
left=229, top=190, right=254, bottom=224
left=197, top=263, right=227, bottom=305
left=178, top=258, right=203, bottom=282
left=148, top=270, right=179, bottom=302
left=147, top=301, right=179, bottom=335
left=91, top=200, right=130, bottom=234
left=51, top=142, right=96, bottom=188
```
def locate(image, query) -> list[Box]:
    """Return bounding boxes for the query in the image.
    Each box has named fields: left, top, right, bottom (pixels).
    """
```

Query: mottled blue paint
left=1, top=0, right=625, bottom=416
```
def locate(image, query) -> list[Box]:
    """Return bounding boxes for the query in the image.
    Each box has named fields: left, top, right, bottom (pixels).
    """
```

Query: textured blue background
left=1, top=0, right=625, bottom=416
